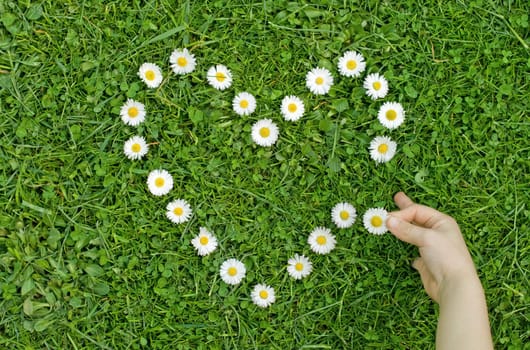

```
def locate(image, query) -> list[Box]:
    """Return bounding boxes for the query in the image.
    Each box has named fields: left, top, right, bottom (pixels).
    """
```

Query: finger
left=413, top=258, right=440, bottom=302
left=386, top=215, right=427, bottom=247
left=411, top=257, right=423, bottom=271
left=393, top=191, right=415, bottom=209
left=388, top=204, right=450, bottom=229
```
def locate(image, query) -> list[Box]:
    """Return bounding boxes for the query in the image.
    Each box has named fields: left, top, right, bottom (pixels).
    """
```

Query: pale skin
left=386, top=192, right=494, bottom=350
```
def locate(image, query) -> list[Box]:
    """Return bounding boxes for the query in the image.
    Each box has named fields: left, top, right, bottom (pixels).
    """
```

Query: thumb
left=386, top=215, right=426, bottom=247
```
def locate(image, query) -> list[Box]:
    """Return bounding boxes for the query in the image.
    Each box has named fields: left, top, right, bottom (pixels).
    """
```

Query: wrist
left=439, top=269, right=484, bottom=305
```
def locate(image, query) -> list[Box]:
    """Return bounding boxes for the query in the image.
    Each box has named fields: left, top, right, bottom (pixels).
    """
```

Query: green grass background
left=1, top=0, right=529, bottom=349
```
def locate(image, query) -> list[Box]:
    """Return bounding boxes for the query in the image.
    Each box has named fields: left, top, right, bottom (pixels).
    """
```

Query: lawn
left=1, top=0, right=529, bottom=349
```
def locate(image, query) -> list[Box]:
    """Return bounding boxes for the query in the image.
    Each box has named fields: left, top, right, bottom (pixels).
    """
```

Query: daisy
left=280, top=95, right=305, bottom=121
left=169, top=48, right=196, bottom=75
left=287, top=254, right=312, bottom=280
left=207, top=64, right=232, bottom=90
left=306, top=67, right=333, bottom=95
left=307, top=227, right=336, bottom=255
left=338, top=51, right=366, bottom=78
left=120, top=99, right=146, bottom=126
left=220, top=258, right=246, bottom=285
left=191, top=227, right=218, bottom=256
left=123, top=136, right=148, bottom=160
left=369, top=136, right=397, bottom=163
left=233, top=92, right=257, bottom=116
left=251, top=284, right=276, bottom=308
left=363, top=73, right=389, bottom=100
left=251, top=119, right=279, bottom=147
left=166, top=199, right=192, bottom=224
left=331, top=202, right=357, bottom=229
left=146, top=169, right=173, bottom=196
left=138, top=62, right=163, bottom=88
left=363, top=208, right=388, bottom=235
left=378, top=102, right=405, bottom=129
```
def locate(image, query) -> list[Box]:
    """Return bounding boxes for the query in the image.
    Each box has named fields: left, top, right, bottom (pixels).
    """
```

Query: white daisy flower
left=280, top=95, right=305, bottom=121
left=363, top=73, right=389, bottom=100
left=191, top=227, right=218, bottom=256
left=363, top=208, right=388, bottom=235
left=378, top=102, right=405, bottom=129
left=120, top=99, right=146, bottom=126
left=369, top=136, right=397, bottom=163
left=307, top=227, right=336, bottom=255
left=169, top=48, right=196, bottom=75
left=251, top=119, right=279, bottom=147
left=138, top=62, right=163, bottom=88
left=233, top=92, right=257, bottom=116
left=220, top=258, right=246, bottom=285
left=306, top=67, right=333, bottom=95
left=251, top=284, right=276, bottom=308
left=207, top=64, right=232, bottom=90
left=338, top=51, right=366, bottom=78
left=166, top=199, right=192, bottom=224
left=287, top=254, right=312, bottom=280
left=146, top=169, right=173, bottom=196
left=331, top=202, right=357, bottom=229
left=123, top=136, right=148, bottom=160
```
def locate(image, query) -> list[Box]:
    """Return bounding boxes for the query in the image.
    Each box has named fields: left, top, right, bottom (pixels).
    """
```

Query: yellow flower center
left=227, top=267, right=237, bottom=276
left=131, top=143, right=141, bottom=153
left=177, top=57, right=187, bottom=67
left=316, top=235, right=327, bottom=245
left=295, top=262, right=304, bottom=271
left=259, top=290, right=269, bottom=299
left=239, top=100, right=249, bottom=108
left=173, top=207, right=183, bottom=216
left=128, top=107, right=138, bottom=118
left=340, top=210, right=349, bottom=220
left=259, top=127, right=270, bottom=138
left=377, top=144, right=389, bottom=154
left=215, top=72, right=226, bottom=82
left=371, top=216, right=383, bottom=227
left=373, top=81, right=382, bottom=91
left=386, top=109, right=397, bottom=121
left=199, top=236, right=209, bottom=245
left=315, top=77, right=324, bottom=85
left=346, top=60, right=357, bottom=70
left=155, top=177, right=165, bottom=188
left=145, top=70, right=156, bottom=81
left=288, top=103, right=297, bottom=113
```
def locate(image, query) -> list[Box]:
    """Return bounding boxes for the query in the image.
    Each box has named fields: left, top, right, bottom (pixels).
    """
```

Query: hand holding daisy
left=386, top=192, right=493, bottom=349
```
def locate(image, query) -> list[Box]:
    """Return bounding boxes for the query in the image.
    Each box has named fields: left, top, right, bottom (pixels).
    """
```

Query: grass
left=1, top=0, right=529, bottom=348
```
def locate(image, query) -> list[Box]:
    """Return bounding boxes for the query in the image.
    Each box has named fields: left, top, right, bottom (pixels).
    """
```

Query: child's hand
left=387, top=192, right=493, bottom=350
left=386, top=192, right=478, bottom=303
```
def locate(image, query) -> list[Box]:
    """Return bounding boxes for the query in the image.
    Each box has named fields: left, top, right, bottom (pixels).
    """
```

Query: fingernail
left=386, top=216, right=399, bottom=229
